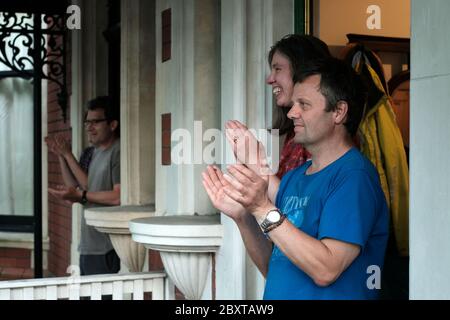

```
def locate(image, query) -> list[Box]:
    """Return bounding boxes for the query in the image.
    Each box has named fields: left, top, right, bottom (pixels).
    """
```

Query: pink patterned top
left=276, top=133, right=311, bottom=179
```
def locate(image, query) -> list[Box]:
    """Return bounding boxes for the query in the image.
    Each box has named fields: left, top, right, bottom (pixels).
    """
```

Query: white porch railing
left=0, top=272, right=173, bottom=300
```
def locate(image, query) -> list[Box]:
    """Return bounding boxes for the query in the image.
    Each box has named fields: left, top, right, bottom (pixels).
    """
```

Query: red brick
left=47, top=110, right=60, bottom=120
left=47, top=37, right=73, bottom=278
left=1, top=267, right=24, bottom=279
left=52, top=218, right=72, bottom=232
left=49, top=237, right=71, bottom=258
left=15, top=259, right=31, bottom=269
left=48, top=163, right=62, bottom=174
left=48, top=105, right=62, bottom=116
left=22, top=269, right=34, bottom=279
left=0, top=257, right=16, bottom=267
left=51, top=255, right=67, bottom=266
left=48, top=200, right=71, bottom=210
left=48, top=224, right=71, bottom=241
left=48, top=258, right=69, bottom=277
left=148, top=250, right=164, bottom=271
left=161, top=9, right=171, bottom=62
left=48, top=120, right=70, bottom=133
left=162, top=43, right=171, bottom=62
left=49, top=251, right=69, bottom=267
left=48, top=154, right=61, bottom=163
left=0, top=248, right=30, bottom=259
left=49, top=211, right=71, bottom=226
left=175, top=287, right=186, bottom=300
left=48, top=206, right=71, bottom=217
left=49, top=199, right=71, bottom=208
left=162, top=147, right=171, bottom=165
left=46, top=76, right=62, bottom=268
left=52, top=238, right=71, bottom=254
left=48, top=85, right=61, bottom=95
left=48, top=172, right=63, bottom=183
left=162, top=130, right=171, bottom=148
left=162, top=113, right=171, bottom=131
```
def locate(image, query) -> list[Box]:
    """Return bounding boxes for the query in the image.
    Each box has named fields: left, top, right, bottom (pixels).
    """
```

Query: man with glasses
left=48, top=96, right=121, bottom=276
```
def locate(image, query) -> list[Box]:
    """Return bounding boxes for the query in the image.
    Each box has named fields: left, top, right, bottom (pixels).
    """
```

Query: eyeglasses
left=84, top=119, right=108, bottom=126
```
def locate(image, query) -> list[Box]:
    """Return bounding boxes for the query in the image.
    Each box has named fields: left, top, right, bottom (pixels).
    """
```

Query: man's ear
left=109, top=120, right=119, bottom=132
left=334, top=101, right=348, bottom=125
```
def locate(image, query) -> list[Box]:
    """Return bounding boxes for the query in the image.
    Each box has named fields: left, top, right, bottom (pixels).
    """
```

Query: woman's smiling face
left=266, top=51, right=294, bottom=108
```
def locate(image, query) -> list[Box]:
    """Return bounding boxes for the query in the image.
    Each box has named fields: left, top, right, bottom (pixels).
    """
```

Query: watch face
left=267, top=210, right=281, bottom=223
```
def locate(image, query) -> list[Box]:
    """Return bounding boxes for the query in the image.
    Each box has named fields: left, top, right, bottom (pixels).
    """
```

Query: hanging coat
left=358, top=63, right=409, bottom=257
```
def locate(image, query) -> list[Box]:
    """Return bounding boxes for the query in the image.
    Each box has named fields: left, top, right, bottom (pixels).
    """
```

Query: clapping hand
left=202, top=165, right=246, bottom=221
left=44, top=135, right=59, bottom=155
left=222, top=164, right=273, bottom=218
left=44, top=133, right=71, bottom=158
left=225, top=120, right=272, bottom=176
left=48, top=185, right=81, bottom=205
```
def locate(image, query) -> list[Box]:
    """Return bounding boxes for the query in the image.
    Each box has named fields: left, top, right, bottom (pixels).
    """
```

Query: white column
left=216, top=0, right=247, bottom=300
left=151, top=0, right=220, bottom=300
left=155, top=0, right=220, bottom=217
left=410, top=0, right=450, bottom=299
left=69, top=0, right=85, bottom=267
left=120, top=0, right=156, bottom=206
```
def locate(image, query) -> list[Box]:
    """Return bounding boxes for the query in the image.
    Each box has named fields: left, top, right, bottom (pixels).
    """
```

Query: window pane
left=0, top=77, right=33, bottom=216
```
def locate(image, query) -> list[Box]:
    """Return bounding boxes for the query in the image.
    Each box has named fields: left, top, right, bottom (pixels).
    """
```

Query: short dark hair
left=269, top=34, right=331, bottom=135
left=85, top=96, right=120, bottom=136
left=294, top=57, right=367, bottom=137
left=85, top=96, right=118, bottom=122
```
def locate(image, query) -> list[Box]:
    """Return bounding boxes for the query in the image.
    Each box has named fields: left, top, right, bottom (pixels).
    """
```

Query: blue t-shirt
left=264, top=148, right=388, bottom=300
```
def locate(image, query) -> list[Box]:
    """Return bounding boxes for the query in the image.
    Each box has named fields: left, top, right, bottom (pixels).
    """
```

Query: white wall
left=410, top=0, right=450, bottom=299
left=314, top=0, right=410, bottom=46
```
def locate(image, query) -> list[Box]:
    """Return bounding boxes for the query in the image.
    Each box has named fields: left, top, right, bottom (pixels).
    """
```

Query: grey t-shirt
left=79, top=139, right=120, bottom=255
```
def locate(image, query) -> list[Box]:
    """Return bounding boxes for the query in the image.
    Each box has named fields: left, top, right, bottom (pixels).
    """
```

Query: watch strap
left=263, top=213, right=286, bottom=233
left=260, top=208, right=286, bottom=233
left=81, top=190, right=88, bottom=204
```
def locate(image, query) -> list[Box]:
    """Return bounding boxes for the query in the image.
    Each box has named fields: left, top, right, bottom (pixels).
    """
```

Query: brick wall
left=47, top=33, right=72, bottom=277
left=0, top=248, right=32, bottom=280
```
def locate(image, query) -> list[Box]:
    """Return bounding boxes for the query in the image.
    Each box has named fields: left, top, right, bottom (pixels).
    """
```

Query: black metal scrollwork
left=0, top=12, right=33, bottom=30
left=0, top=11, right=68, bottom=121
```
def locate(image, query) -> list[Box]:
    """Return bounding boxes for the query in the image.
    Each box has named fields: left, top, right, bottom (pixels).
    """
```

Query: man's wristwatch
left=259, top=208, right=286, bottom=234
left=80, top=190, right=88, bottom=205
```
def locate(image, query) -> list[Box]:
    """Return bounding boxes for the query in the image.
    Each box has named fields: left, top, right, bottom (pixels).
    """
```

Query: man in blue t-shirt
left=202, top=57, right=388, bottom=299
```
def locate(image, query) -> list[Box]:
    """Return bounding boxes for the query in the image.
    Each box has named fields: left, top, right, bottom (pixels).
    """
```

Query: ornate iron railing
left=0, top=10, right=68, bottom=120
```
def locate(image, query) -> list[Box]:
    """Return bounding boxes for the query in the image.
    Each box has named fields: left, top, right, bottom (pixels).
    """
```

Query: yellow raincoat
left=358, top=64, right=409, bottom=257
